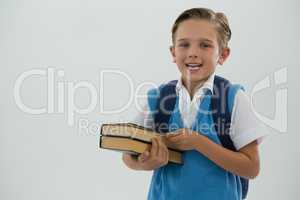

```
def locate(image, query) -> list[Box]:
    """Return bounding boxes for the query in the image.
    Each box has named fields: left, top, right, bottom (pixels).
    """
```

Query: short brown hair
left=171, top=8, right=232, bottom=49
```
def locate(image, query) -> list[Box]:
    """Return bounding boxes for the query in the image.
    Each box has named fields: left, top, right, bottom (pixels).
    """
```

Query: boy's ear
left=169, top=45, right=176, bottom=63
left=218, top=47, right=230, bottom=65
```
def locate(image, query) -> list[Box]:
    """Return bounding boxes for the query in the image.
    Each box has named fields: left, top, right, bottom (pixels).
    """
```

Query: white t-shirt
left=133, top=74, right=267, bottom=150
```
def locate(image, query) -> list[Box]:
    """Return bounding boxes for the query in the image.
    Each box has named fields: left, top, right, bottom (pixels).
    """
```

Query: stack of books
left=99, top=123, right=182, bottom=164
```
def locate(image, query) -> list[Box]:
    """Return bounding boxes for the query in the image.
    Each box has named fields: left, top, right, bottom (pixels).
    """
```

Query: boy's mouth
left=185, top=63, right=203, bottom=72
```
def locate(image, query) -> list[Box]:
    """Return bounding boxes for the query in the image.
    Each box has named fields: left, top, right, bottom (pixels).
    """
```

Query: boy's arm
left=166, top=131, right=260, bottom=179
left=193, top=134, right=260, bottom=179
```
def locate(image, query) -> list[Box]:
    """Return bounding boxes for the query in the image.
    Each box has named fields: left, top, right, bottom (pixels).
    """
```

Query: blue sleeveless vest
left=146, top=80, right=243, bottom=200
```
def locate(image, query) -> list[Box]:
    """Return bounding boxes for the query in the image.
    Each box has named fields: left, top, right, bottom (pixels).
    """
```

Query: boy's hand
left=123, top=137, right=169, bottom=171
left=137, top=137, right=169, bottom=170
left=165, top=128, right=199, bottom=151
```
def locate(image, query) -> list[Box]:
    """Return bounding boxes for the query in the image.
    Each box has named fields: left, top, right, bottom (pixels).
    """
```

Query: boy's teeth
left=186, top=64, right=201, bottom=71
left=187, top=64, right=200, bottom=67
left=186, top=64, right=201, bottom=70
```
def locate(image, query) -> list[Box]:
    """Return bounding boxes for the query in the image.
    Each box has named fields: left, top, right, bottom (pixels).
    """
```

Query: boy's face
left=170, top=19, right=230, bottom=87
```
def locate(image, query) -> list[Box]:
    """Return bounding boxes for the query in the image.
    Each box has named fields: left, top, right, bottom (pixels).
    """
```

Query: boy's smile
left=170, top=19, right=230, bottom=91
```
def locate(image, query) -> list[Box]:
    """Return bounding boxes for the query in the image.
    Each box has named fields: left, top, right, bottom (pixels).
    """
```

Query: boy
left=123, top=8, right=266, bottom=200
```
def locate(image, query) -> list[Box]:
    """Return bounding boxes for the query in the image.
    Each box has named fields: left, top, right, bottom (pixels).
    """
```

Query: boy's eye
left=178, top=43, right=189, bottom=48
left=200, top=42, right=213, bottom=49
left=200, top=43, right=211, bottom=48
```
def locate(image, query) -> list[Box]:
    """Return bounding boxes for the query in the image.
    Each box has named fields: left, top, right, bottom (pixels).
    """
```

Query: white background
left=0, top=0, right=299, bottom=199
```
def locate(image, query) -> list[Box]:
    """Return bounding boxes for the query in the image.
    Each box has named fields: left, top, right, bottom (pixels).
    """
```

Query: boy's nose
left=187, top=47, right=199, bottom=58
left=188, top=54, right=198, bottom=59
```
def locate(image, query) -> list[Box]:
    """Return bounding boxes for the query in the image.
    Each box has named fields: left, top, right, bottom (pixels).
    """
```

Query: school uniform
left=133, top=73, right=267, bottom=200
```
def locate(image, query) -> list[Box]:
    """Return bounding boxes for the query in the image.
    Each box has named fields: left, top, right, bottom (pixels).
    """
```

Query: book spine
left=100, top=125, right=104, bottom=135
left=99, top=136, right=103, bottom=148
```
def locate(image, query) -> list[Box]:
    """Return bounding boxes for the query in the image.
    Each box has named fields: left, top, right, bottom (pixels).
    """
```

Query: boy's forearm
left=193, top=134, right=260, bottom=179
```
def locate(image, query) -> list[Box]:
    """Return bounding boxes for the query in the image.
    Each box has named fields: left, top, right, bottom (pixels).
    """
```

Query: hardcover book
left=99, top=123, right=182, bottom=164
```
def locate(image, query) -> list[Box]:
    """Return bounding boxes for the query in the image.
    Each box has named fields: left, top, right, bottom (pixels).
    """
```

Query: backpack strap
left=211, top=75, right=248, bottom=199
left=211, top=76, right=236, bottom=151
left=153, top=80, right=178, bottom=133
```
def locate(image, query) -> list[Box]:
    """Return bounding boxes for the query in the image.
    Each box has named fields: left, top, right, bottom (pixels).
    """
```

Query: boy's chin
left=183, top=74, right=207, bottom=81
left=182, top=75, right=210, bottom=85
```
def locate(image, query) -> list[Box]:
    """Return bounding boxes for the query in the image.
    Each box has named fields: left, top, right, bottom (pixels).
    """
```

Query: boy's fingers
left=157, top=138, right=164, bottom=158
left=150, top=138, right=158, bottom=157
left=158, top=138, right=169, bottom=164
left=123, top=153, right=135, bottom=162
left=137, top=155, right=143, bottom=162
left=166, top=132, right=183, bottom=140
left=138, top=150, right=150, bottom=162
left=144, top=150, right=150, bottom=160
left=166, top=131, right=181, bottom=137
left=166, top=135, right=181, bottom=143
left=161, top=143, right=168, bottom=162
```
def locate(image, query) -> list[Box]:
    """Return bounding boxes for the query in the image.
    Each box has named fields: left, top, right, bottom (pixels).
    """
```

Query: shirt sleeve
left=230, top=90, right=268, bottom=150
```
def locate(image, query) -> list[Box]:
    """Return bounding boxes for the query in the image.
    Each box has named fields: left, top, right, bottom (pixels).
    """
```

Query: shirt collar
left=176, top=72, right=215, bottom=97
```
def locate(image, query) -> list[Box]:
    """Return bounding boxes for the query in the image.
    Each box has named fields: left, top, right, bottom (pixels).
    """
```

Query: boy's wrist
left=191, top=133, right=205, bottom=150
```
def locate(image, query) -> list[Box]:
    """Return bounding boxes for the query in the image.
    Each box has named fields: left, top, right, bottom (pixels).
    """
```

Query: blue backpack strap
left=211, top=75, right=248, bottom=199
left=147, top=87, right=160, bottom=113
left=211, top=76, right=236, bottom=150
left=153, top=80, right=178, bottom=133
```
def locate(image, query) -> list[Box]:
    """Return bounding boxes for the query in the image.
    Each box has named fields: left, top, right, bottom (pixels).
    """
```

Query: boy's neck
left=182, top=78, right=208, bottom=100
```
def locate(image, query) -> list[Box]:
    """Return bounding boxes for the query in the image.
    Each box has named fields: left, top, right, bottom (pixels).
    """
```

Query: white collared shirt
left=133, top=74, right=267, bottom=150
left=175, top=73, right=215, bottom=129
